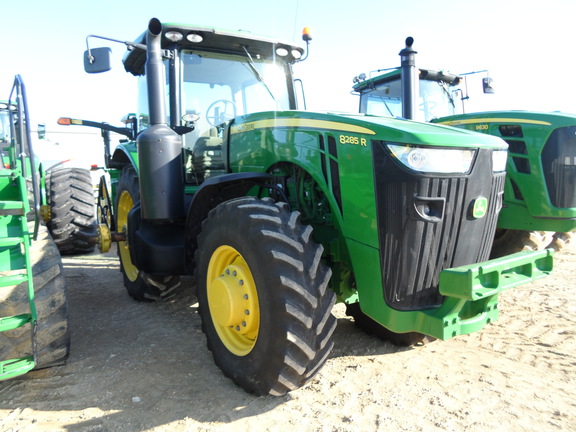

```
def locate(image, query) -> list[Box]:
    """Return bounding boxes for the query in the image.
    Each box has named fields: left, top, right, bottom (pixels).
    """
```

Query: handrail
left=8, top=75, right=41, bottom=240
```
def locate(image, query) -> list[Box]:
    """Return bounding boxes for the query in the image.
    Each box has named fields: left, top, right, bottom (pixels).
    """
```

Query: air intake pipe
left=137, top=18, right=184, bottom=221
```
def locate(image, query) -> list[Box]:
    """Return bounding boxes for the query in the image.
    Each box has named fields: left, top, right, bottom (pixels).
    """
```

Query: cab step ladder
left=0, top=168, right=37, bottom=379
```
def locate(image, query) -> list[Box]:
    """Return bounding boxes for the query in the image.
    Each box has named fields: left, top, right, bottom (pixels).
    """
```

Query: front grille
left=373, top=142, right=503, bottom=311
left=541, top=126, right=576, bottom=208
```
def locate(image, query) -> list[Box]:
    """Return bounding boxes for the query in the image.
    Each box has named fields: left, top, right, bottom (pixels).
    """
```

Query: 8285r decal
left=339, top=134, right=367, bottom=146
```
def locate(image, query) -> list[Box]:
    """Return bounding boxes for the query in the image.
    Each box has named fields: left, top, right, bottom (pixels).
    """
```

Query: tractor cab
left=118, top=25, right=304, bottom=184
left=353, top=68, right=463, bottom=122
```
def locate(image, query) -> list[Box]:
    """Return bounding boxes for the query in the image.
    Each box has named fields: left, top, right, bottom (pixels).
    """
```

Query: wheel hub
left=209, top=263, right=257, bottom=336
left=207, top=246, right=259, bottom=355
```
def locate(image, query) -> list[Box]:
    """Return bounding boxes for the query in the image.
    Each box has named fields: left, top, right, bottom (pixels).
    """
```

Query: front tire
left=115, top=166, right=180, bottom=301
left=195, top=197, right=336, bottom=396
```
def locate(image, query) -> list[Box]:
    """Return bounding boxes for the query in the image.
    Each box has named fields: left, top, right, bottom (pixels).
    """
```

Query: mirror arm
left=85, top=34, right=147, bottom=64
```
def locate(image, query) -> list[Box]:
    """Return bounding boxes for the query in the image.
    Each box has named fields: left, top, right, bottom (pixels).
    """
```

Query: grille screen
left=542, top=126, right=576, bottom=208
left=373, top=142, right=504, bottom=310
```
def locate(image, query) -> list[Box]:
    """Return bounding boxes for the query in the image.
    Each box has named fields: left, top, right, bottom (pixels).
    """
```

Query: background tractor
left=0, top=76, right=70, bottom=379
left=352, top=37, right=576, bottom=257
left=68, top=19, right=552, bottom=396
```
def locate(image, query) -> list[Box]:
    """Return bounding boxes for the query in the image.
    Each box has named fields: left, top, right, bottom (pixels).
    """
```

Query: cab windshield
left=179, top=50, right=291, bottom=132
left=360, top=78, right=459, bottom=121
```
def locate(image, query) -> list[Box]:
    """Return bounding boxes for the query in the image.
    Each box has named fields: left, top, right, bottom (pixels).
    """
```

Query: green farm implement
left=0, top=76, right=69, bottom=379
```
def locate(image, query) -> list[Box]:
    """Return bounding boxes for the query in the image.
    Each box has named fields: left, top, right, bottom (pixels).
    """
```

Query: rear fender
left=111, top=144, right=138, bottom=170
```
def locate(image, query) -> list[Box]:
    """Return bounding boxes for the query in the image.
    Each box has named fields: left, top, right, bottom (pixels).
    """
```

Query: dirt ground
left=0, top=241, right=575, bottom=432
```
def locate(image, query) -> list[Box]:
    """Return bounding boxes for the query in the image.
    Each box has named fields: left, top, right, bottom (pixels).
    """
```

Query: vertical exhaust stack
left=137, top=18, right=184, bottom=221
left=399, top=37, right=418, bottom=120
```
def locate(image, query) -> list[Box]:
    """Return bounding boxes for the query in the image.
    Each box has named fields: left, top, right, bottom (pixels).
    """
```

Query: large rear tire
left=195, top=197, right=336, bottom=396
left=46, top=167, right=97, bottom=255
left=0, top=224, right=70, bottom=370
left=115, top=166, right=180, bottom=301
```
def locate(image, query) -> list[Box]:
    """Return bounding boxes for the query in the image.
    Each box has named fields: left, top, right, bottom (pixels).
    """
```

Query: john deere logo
left=472, top=197, right=488, bottom=219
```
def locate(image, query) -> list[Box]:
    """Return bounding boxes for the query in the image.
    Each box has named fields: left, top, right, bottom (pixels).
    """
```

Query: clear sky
left=2, top=0, right=575, bottom=133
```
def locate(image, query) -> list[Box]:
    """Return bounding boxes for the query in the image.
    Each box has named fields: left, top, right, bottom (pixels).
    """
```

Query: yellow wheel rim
left=98, top=223, right=111, bottom=253
left=207, top=245, right=260, bottom=356
left=117, top=190, right=139, bottom=282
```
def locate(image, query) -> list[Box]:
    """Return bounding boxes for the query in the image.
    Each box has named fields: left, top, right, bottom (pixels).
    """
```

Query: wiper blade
left=241, top=45, right=277, bottom=101
left=439, top=81, right=456, bottom=108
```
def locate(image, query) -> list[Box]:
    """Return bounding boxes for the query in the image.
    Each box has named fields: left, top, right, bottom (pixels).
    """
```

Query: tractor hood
left=230, top=111, right=508, bottom=150
left=434, top=110, right=576, bottom=128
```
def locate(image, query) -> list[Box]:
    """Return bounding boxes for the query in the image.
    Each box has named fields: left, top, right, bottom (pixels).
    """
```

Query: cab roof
left=353, top=68, right=462, bottom=93
left=123, top=22, right=305, bottom=76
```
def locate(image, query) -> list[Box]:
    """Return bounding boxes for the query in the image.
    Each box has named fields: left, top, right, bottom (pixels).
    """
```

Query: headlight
left=491, top=149, right=508, bottom=172
left=387, top=144, right=475, bottom=174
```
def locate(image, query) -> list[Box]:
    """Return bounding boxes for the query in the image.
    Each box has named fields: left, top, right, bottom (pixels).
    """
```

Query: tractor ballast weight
left=75, top=19, right=553, bottom=395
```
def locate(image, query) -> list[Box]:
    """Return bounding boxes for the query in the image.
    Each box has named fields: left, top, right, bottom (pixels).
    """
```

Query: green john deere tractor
left=0, top=76, right=70, bottom=379
left=67, top=19, right=552, bottom=396
left=352, top=37, right=576, bottom=257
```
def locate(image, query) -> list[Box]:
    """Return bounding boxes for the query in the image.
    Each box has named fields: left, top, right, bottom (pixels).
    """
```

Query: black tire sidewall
left=46, top=167, right=97, bottom=255
left=116, top=166, right=144, bottom=299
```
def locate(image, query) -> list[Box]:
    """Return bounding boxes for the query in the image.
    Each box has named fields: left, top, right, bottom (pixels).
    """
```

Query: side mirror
left=84, top=47, right=112, bottom=73
left=482, top=77, right=495, bottom=94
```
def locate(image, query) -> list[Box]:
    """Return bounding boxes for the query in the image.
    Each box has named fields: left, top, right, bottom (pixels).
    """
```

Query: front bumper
left=425, top=248, right=553, bottom=340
